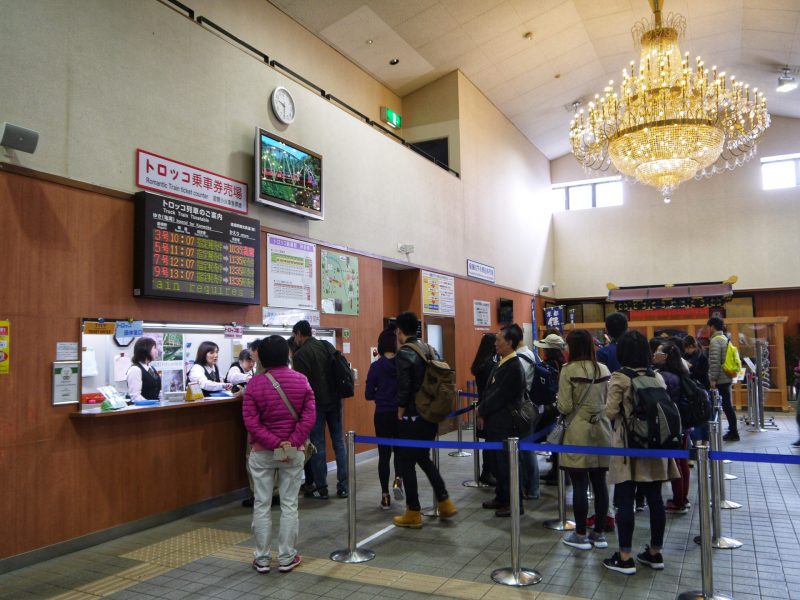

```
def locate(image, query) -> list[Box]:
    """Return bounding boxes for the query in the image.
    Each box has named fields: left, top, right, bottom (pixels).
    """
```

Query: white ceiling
left=269, top=0, right=800, bottom=160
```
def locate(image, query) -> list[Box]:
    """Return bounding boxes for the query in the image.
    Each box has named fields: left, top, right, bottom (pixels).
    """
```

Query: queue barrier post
left=714, top=415, right=741, bottom=510
left=543, top=466, right=575, bottom=532
left=464, top=401, right=490, bottom=488
left=677, top=444, right=734, bottom=600
left=422, top=433, right=441, bottom=517
left=330, top=431, right=376, bottom=564
left=463, top=382, right=475, bottom=430
left=448, top=392, right=471, bottom=458
left=709, top=420, right=742, bottom=549
left=491, top=437, right=542, bottom=587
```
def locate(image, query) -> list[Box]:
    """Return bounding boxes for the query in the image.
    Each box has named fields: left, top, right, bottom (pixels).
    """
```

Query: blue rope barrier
left=447, top=404, right=474, bottom=418
left=520, top=442, right=689, bottom=459
left=354, top=435, right=503, bottom=451
left=710, top=450, right=800, bottom=465
left=458, top=391, right=480, bottom=399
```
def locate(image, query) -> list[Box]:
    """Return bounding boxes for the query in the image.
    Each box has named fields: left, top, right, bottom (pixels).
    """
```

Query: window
left=551, top=176, right=623, bottom=211
left=761, top=153, right=800, bottom=190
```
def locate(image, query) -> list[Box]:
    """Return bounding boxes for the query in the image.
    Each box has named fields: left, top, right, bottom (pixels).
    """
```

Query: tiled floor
left=2, top=411, right=799, bottom=600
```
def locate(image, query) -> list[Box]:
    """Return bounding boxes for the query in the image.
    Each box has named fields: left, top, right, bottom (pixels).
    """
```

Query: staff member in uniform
left=126, top=337, right=162, bottom=401
left=226, top=349, right=255, bottom=393
left=188, top=341, right=232, bottom=396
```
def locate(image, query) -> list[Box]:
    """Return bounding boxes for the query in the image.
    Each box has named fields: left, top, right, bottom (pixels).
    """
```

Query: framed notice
left=267, top=233, right=317, bottom=310
left=52, top=361, right=80, bottom=406
left=422, top=270, right=455, bottom=316
left=321, top=250, right=359, bottom=315
left=133, top=192, right=260, bottom=304
left=473, top=300, right=491, bottom=327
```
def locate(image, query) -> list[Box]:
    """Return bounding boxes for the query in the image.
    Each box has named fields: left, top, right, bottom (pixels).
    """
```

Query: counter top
left=70, top=395, right=242, bottom=418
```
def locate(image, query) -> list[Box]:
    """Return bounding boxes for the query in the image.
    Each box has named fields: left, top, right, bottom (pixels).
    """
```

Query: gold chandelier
left=569, top=0, right=770, bottom=201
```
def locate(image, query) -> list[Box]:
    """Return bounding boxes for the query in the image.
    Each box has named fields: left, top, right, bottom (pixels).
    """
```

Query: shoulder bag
left=265, top=372, right=317, bottom=464
left=546, top=371, right=595, bottom=445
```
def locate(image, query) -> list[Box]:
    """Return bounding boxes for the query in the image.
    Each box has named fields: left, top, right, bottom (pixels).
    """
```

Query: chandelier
left=569, top=0, right=770, bottom=201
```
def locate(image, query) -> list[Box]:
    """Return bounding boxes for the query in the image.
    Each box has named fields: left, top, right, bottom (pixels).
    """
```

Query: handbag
left=265, top=372, right=317, bottom=464
left=546, top=372, right=595, bottom=445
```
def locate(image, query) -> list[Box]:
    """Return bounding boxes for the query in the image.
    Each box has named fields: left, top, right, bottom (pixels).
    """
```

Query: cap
left=534, top=333, right=566, bottom=349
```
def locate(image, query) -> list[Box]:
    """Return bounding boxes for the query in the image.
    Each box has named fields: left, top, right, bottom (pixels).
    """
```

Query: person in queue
left=393, top=311, right=457, bottom=528
left=187, top=341, right=232, bottom=396
left=225, top=349, right=255, bottom=393
left=126, top=337, right=161, bottom=401
left=603, top=330, right=679, bottom=575
left=558, top=329, right=612, bottom=550
left=508, top=324, right=540, bottom=500
left=365, top=327, right=404, bottom=509
left=707, top=317, right=739, bottom=441
left=597, top=312, right=628, bottom=373
left=241, top=340, right=262, bottom=509
left=478, top=324, right=526, bottom=517
left=287, top=334, right=315, bottom=494
left=243, top=335, right=315, bottom=575
left=470, top=333, right=498, bottom=486
left=535, top=333, right=567, bottom=486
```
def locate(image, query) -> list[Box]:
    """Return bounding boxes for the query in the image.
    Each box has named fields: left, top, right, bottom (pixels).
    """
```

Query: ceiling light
left=569, top=0, right=770, bottom=201
left=389, top=58, right=399, bottom=65
left=777, top=67, right=797, bottom=93
left=366, top=39, right=373, bottom=45
left=524, top=32, right=534, bottom=40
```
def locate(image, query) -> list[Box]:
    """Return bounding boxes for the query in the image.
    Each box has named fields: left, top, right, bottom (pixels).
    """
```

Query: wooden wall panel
left=382, top=269, right=401, bottom=318
left=753, top=290, right=800, bottom=337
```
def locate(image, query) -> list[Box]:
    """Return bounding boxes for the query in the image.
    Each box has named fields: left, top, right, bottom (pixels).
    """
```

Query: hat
left=534, top=333, right=566, bottom=349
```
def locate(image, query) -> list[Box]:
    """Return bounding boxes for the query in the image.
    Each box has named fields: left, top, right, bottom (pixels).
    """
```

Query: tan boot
left=393, top=508, right=423, bottom=528
left=438, top=497, right=458, bottom=519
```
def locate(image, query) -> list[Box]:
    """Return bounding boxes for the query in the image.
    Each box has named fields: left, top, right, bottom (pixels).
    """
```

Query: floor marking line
left=356, top=523, right=395, bottom=547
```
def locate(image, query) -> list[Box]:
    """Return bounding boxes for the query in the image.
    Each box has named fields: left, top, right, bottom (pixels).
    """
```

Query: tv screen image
left=255, top=128, right=323, bottom=220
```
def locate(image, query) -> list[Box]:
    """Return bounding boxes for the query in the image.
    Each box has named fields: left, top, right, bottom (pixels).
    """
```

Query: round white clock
left=271, top=86, right=296, bottom=124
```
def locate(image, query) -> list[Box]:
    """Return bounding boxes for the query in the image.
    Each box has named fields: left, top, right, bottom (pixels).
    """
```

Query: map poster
left=473, top=300, right=491, bottom=327
left=321, top=250, right=359, bottom=315
left=422, top=270, right=455, bottom=316
left=267, top=233, right=317, bottom=310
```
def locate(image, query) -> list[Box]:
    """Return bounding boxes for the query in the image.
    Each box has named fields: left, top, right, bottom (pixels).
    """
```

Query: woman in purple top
left=365, top=328, right=402, bottom=509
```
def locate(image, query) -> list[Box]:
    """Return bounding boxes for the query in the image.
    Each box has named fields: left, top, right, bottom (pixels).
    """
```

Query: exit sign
left=380, top=106, right=402, bottom=129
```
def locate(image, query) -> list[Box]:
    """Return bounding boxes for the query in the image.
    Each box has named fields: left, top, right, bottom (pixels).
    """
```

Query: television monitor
left=498, top=298, right=514, bottom=325
left=254, top=128, right=323, bottom=220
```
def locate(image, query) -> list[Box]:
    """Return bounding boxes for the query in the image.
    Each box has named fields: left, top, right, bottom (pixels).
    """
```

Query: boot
left=393, top=508, right=423, bottom=529
left=438, top=497, right=458, bottom=519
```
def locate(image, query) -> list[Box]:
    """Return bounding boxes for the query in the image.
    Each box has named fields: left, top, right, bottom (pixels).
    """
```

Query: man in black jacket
left=392, top=311, right=457, bottom=528
left=292, top=320, right=348, bottom=499
left=478, top=325, right=526, bottom=517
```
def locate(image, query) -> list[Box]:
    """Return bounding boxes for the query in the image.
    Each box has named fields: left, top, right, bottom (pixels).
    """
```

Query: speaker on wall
left=498, top=298, right=514, bottom=325
left=1, top=122, right=39, bottom=154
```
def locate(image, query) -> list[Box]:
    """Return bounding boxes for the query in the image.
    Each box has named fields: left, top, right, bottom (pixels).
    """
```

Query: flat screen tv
left=254, top=128, right=323, bottom=220
left=498, top=298, right=514, bottom=325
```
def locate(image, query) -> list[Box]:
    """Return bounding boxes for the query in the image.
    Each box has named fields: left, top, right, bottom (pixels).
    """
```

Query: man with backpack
left=707, top=317, right=739, bottom=441
left=292, top=320, right=348, bottom=499
left=510, top=325, right=540, bottom=500
left=392, top=311, right=458, bottom=528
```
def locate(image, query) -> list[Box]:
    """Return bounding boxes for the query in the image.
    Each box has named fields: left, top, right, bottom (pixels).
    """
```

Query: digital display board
left=134, top=192, right=260, bottom=304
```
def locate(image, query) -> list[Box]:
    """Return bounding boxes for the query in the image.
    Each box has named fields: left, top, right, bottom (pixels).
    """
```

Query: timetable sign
left=133, top=192, right=261, bottom=305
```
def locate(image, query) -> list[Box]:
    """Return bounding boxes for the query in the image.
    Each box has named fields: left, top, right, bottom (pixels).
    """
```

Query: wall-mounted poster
left=321, top=250, right=359, bottom=315
left=267, top=233, right=317, bottom=310
left=150, top=333, right=186, bottom=394
left=473, top=300, right=491, bottom=327
left=422, top=270, right=455, bottom=316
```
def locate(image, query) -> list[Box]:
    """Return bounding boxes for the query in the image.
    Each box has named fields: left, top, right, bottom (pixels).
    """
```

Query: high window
left=551, top=176, right=623, bottom=211
left=761, top=153, right=800, bottom=190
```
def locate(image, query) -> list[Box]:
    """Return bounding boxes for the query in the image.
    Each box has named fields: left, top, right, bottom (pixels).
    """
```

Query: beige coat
left=556, top=361, right=612, bottom=470
left=605, top=368, right=680, bottom=485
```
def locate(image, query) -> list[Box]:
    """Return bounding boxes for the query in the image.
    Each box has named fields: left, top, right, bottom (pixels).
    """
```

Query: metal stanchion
left=714, top=421, right=741, bottom=510
left=422, top=433, right=440, bottom=517
left=491, top=438, right=542, bottom=587
left=709, top=421, right=741, bottom=548
left=464, top=402, right=490, bottom=488
left=331, top=431, right=376, bottom=564
left=678, top=444, right=734, bottom=600
left=449, top=392, right=471, bottom=458
left=543, top=468, right=575, bottom=531
left=463, top=383, right=475, bottom=430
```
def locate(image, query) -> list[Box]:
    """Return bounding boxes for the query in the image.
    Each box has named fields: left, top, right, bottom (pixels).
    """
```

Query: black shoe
left=241, top=496, right=254, bottom=508
left=603, top=552, right=636, bottom=575
left=479, top=472, right=497, bottom=486
left=494, top=506, right=524, bottom=517
left=271, top=495, right=281, bottom=507
left=482, top=499, right=504, bottom=509
left=722, top=431, right=740, bottom=442
left=792, top=439, right=800, bottom=447
left=541, top=477, right=558, bottom=486
left=305, top=488, right=329, bottom=499
left=300, top=482, right=316, bottom=494
left=337, top=489, right=348, bottom=498
left=636, top=546, right=664, bottom=570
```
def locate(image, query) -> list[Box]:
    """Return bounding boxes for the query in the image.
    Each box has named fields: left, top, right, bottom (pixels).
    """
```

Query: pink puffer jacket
left=243, top=366, right=316, bottom=451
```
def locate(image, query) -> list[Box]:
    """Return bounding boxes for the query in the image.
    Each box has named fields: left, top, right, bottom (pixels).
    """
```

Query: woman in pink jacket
left=243, top=335, right=316, bottom=574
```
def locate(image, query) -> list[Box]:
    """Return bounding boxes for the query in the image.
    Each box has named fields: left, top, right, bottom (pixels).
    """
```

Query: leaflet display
left=134, top=192, right=260, bottom=304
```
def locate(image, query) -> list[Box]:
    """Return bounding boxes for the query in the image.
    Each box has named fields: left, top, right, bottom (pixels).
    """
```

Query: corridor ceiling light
left=777, top=67, right=797, bottom=93
left=569, top=0, right=770, bottom=201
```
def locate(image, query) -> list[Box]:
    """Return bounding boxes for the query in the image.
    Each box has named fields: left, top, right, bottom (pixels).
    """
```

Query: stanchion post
left=543, top=467, right=575, bottom=531
left=709, top=421, right=742, bottom=549
left=331, top=431, right=375, bottom=564
left=491, top=438, right=542, bottom=587
left=464, top=402, right=490, bottom=488
left=422, top=434, right=440, bottom=517
left=678, top=444, right=733, bottom=600
left=449, top=392, right=471, bottom=458
left=464, top=383, right=474, bottom=430
left=715, top=419, right=741, bottom=510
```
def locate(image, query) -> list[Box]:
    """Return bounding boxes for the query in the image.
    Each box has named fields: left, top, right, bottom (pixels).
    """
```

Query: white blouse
left=126, top=362, right=159, bottom=401
left=187, top=363, right=225, bottom=392
left=225, top=364, right=252, bottom=386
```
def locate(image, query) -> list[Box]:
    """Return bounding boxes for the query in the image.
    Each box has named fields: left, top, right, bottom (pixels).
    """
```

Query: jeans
left=717, top=382, right=737, bottom=434
left=397, top=416, right=448, bottom=511
left=519, top=450, right=539, bottom=497
left=309, top=405, right=348, bottom=493
left=249, top=449, right=304, bottom=567
left=568, top=469, right=608, bottom=535
left=615, top=480, right=665, bottom=553
left=374, top=410, right=401, bottom=494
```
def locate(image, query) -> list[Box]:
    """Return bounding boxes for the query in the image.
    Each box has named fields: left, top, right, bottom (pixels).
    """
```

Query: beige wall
left=549, top=115, right=800, bottom=298
left=0, top=0, right=554, bottom=292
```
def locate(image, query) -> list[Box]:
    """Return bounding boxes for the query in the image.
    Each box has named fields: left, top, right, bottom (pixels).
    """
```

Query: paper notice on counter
left=56, top=342, right=79, bottom=361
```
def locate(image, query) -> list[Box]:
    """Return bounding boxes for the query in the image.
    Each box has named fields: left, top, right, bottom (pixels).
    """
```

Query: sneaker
left=722, top=431, right=740, bottom=442
left=636, top=546, right=664, bottom=570
left=635, top=501, right=646, bottom=512
left=665, top=500, right=688, bottom=514
left=562, top=532, right=592, bottom=550
left=792, top=439, right=800, bottom=447
left=278, top=554, right=302, bottom=573
left=380, top=494, right=391, bottom=510
left=337, top=489, right=348, bottom=498
left=392, top=477, right=405, bottom=500
left=603, top=552, right=637, bottom=575
left=304, top=488, right=329, bottom=499
left=589, top=531, right=608, bottom=549
left=252, top=559, right=270, bottom=574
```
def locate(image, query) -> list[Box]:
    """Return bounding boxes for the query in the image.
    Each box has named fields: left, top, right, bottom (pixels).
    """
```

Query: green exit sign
left=380, top=106, right=402, bottom=129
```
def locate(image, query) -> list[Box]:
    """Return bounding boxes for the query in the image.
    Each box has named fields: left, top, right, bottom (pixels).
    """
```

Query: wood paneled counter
left=70, top=396, right=242, bottom=418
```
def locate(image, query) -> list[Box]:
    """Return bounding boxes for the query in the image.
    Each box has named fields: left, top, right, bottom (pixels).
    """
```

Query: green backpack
left=722, top=341, right=742, bottom=378
left=401, top=342, right=456, bottom=423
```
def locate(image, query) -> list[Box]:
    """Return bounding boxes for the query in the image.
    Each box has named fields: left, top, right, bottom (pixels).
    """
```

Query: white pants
left=249, top=449, right=304, bottom=567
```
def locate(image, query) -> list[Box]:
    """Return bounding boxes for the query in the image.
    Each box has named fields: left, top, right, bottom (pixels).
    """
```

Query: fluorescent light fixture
left=777, top=67, right=798, bottom=93
left=143, top=322, right=225, bottom=330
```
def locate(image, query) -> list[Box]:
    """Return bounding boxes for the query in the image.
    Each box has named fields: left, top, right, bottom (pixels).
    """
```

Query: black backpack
left=620, top=368, right=682, bottom=450
left=322, top=341, right=355, bottom=399
left=677, top=374, right=711, bottom=428
left=518, top=354, right=559, bottom=406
